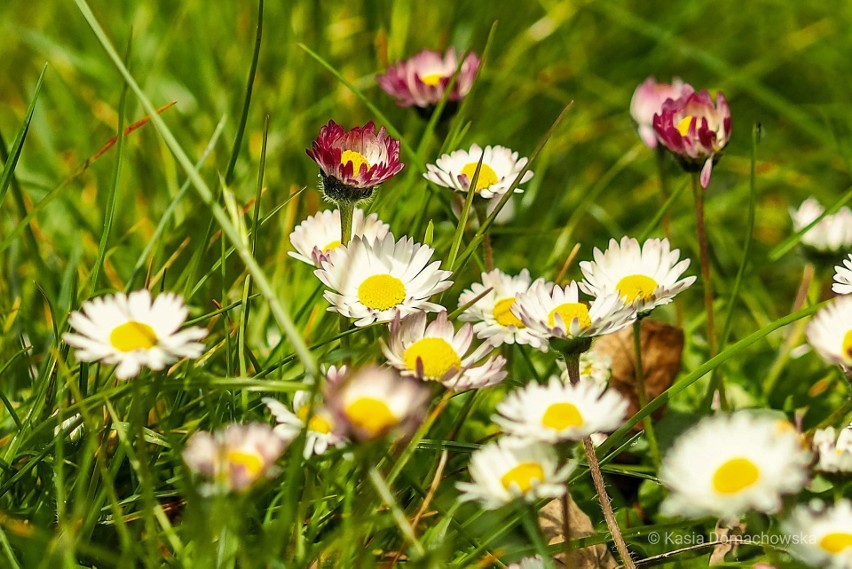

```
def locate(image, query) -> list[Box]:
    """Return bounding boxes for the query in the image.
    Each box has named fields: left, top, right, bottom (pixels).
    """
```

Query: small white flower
left=315, top=234, right=453, bottom=327
left=783, top=500, right=852, bottom=569
left=289, top=208, right=390, bottom=267
left=812, top=424, right=852, bottom=473
left=382, top=311, right=507, bottom=390
left=806, top=295, right=852, bottom=369
left=506, top=556, right=545, bottom=569
left=424, top=144, right=534, bottom=199
left=63, top=290, right=208, bottom=379
left=659, top=412, right=811, bottom=520
left=456, top=438, right=573, bottom=510
left=567, top=350, right=613, bottom=388
left=457, top=268, right=547, bottom=348
left=579, top=236, right=696, bottom=314
left=833, top=254, right=852, bottom=295
left=494, top=376, right=628, bottom=442
left=263, top=390, right=347, bottom=459
left=790, top=198, right=852, bottom=254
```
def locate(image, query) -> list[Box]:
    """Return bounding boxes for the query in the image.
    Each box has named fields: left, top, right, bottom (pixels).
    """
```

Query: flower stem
left=632, top=319, right=660, bottom=468
left=564, top=352, right=580, bottom=385
left=582, top=437, right=636, bottom=569
left=339, top=200, right=355, bottom=246
left=519, top=504, right=556, bottom=569
left=474, top=200, right=494, bottom=271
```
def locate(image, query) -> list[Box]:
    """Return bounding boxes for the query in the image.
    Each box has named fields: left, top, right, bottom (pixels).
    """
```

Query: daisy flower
left=306, top=120, right=404, bottom=202
left=812, top=424, right=852, bottom=473
left=783, top=500, right=852, bottom=569
left=659, top=412, right=811, bottom=520
left=456, top=437, right=573, bottom=510
left=64, top=290, right=208, bottom=379
left=630, top=77, right=693, bottom=148
left=514, top=281, right=636, bottom=350
left=457, top=268, right=547, bottom=348
left=833, top=254, right=852, bottom=295
left=571, top=350, right=613, bottom=388
left=790, top=198, right=852, bottom=254
left=314, top=233, right=452, bottom=327
left=806, top=295, right=852, bottom=369
left=494, top=376, right=628, bottom=442
left=424, top=144, right=534, bottom=199
left=376, top=48, right=480, bottom=109
left=263, top=390, right=347, bottom=459
left=579, top=236, right=696, bottom=315
left=289, top=208, right=390, bottom=267
left=183, top=423, right=287, bottom=494
left=506, top=556, right=545, bottom=569
left=326, top=365, right=431, bottom=442
left=382, top=311, right=507, bottom=390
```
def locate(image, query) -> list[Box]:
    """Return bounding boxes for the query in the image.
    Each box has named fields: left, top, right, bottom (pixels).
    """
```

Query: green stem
left=519, top=504, right=556, bottom=569
left=339, top=200, right=355, bottom=246
left=633, top=319, right=660, bottom=468
left=368, top=465, right=425, bottom=559
left=564, top=352, right=580, bottom=385
left=474, top=200, right=494, bottom=271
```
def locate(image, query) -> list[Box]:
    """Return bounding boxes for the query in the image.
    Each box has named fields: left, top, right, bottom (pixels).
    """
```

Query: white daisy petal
left=806, top=295, right=852, bottom=369
left=791, top=198, right=852, bottom=254
left=289, top=208, right=391, bottom=267
left=833, top=253, right=852, bottom=295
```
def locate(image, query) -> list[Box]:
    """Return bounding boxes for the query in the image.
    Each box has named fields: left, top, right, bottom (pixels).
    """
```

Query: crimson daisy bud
left=306, top=120, right=404, bottom=202
left=652, top=89, right=732, bottom=188
left=630, top=76, right=693, bottom=148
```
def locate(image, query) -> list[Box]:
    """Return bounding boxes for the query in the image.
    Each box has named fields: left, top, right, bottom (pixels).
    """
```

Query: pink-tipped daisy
left=377, top=48, right=480, bottom=109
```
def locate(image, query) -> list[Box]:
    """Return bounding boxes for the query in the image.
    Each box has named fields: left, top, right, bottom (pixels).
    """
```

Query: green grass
left=0, top=0, right=850, bottom=567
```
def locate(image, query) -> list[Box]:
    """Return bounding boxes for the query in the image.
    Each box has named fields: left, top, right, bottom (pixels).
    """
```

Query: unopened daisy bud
left=306, top=120, right=404, bottom=203
left=652, top=89, right=732, bottom=188
left=494, top=377, right=628, bottom=442
left=659, top=412, right=811, bottom=520
left=326, top=366, right=431, bottom=443
left=812, top=424, right=852, bottom=473
left=314, top=233, right=453, bottom=327
left=630, top=76, right=693, bottom=148
left=424, top=144, right=534, bottom=200
left=64, top=290, right=208, bottom=379
left=183, top=423, right=286, bottom=494
left=806, top=295, right=852, bottom=370
left=834, top=254, right=852, bottom=295
left=579, top=236, right=696, bottom=315
left=783, top=499, right=852, bottom=569
left=289, top=208, right=390, bottom=267
left=382, top=311, right=507, bottom=390
left=791, top=198, right=852, bottom=256
left=456, top=438, right=573, bottom=510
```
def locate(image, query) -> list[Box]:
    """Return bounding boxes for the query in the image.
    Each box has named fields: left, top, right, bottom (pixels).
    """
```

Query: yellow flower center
left=340, top=149, right=371, bottom=173
left=460, top=162, right=499, bottom=192
left=345, top=397, right=397, bottom=438
left=419, top=73, right=444, bottom=86
left=403, top=337, right=461, bottom=378
left=357, top=274, right=406, bottom=311
left=225, top=449, right=265, bottom=479
left=616, top=274, right=658, bottom=303
left=500, top=462, right=545, bottom=494
left=492, top=297, right=525, bottom=328
left=548, top=303, right=592, bottom=329
left=819, top=532, right=852, bottom=554
left=296, top=406, right=333, bottom=435
left=676, top=115, right=695, bottom=136
left=843, top=329, right=852, bottom=358
left=322, top=239, right=342, bottom=253
left=541, top=402, right=584, bottom=430
left=109, top=321, right=158, bottom=352
left=711, top=457, right=760, bottom=495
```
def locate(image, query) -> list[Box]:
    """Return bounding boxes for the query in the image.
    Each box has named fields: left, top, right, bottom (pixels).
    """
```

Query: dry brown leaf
left=709, top=520, right=746, bottom=564
left=539, top=495, right=617, bottom=568
left=593, top=319, right=684, bottom=427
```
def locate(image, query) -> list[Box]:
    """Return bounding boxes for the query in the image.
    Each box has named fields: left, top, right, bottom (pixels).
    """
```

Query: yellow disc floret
left=403, top=337, right=461, bottom=379
left=358, top=274, right=406, bottom=311
left=419, top=73, right=444, bottom=87
left=341, top=149, right=371, bottom=173
left=345, top=397, right=397, bottom=438
left=460, top=162, right=499, bottom=192
left=226, top=449, right=265, bottom=479
left=541, top=402, right=584, bottom=430
left=548, top=303, right=592, bottom=329
left=712, top=457, right=760, bottom=495
left=616, top=274, right=658, bottom=303
left=676, top=115, right=695, bottom=136
left=500, top=462, right=545, bottom=494
left=818, top=532, right=852, bottom=554
left=109, top=321, right=158, bottom=352
left=492, top=297, right=525, bottom=328
left=296, top=406, right=333, bottom=434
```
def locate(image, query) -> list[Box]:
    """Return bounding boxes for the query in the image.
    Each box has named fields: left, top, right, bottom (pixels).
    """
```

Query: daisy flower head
left=183, top=423, right=286, bottom=494
left=494, top=376, right=628, bottom=443
left=457, top=268, right=548, bottom=349
left=326, top=365, right=431, bottom=442
left=306, top=120, right=404, bottom=202
left=572, top=349, right=613, bottom=388
left=514, top=280, right=636, bottom=352
left=382, top=311, right=507, bottom=390
left=314, top=233, right=453, bottom=327
left=376, top=48, right=480, bottom=110
left=806, top=295, right=852, bottom=369
left=289, top=208, right=390, bottom=267
left=424, top=144, right=534, bottom=200
left=652, top=88, right=732, bottom=188
left=659, top=412, right=811, bottom=520
left=456, top=437, right=573, bottom=510
left=579, top=236, right=696, bottom=315
left=783, top=500, right=852, bottom=569
left=833, top=253, right=852, bottom=295
left=790, top=198, right=852, bottom=255
left=630, top=76, right=694, bottom=148
left=64, top=290, right=208, bottom=379
left=263, top=391, right=347, bottom=459
left=812, top=424, right=852, bottom=473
